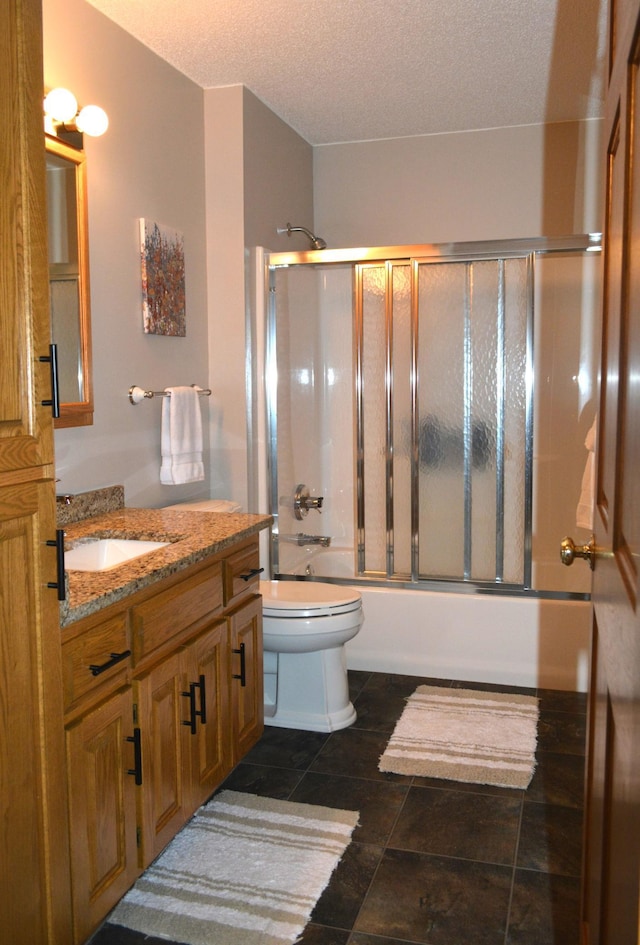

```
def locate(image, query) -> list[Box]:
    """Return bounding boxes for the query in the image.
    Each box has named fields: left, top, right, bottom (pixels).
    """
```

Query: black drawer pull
left=232, top=642, right=246, bottom=686
left=89, top=649, right=131, bottom=677
left=39, top=343, right=60, bottom=418
left=240, top=567, right=264, bottom=582
left=46, top=528, right=66, bottom=601
left=182, top=683, right=198, bottom=734
left=196, top=674, right=207, bottom=725
left=126, top=728, right=142, bottom=785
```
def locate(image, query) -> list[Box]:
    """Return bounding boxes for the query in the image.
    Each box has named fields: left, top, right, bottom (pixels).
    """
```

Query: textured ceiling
left=86, top=0, right=607, bottom=146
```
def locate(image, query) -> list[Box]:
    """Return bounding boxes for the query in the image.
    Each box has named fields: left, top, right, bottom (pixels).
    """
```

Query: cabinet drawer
left=223, top=542, right=262, bottom=606
left=132, top=563, right=223, bottom=663
left=62, top=613, right=130, bottom=714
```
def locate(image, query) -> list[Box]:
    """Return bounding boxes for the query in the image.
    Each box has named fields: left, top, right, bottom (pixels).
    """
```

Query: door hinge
left=136, top=826, right=142, bottom=848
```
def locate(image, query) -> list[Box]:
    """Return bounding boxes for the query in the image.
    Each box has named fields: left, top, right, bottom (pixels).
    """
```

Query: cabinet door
left=66, top=687, right=139, bottom=944
left=0, top=0, right=54, bottom=473
left=229, top=594, right=264, bottom=761
left=0, top=477, right=71, bottom=944
left=0, top=2, right=70, bottom=941
left=187, top=620, right=232, bottom=809
left=135, top=651, right=189, bottom=867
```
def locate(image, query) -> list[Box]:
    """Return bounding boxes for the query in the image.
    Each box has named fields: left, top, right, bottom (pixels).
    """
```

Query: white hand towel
left=160, top=386, right=205, bottom=485
left=576, top=415, right=597, bottom=529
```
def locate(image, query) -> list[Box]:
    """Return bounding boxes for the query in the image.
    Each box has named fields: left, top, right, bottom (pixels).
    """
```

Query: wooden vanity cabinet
left=62, top=536, right=264, bottom=944
left=65, top=686, right=139, bottom=939
left=135, top=618, right=231, bottom=867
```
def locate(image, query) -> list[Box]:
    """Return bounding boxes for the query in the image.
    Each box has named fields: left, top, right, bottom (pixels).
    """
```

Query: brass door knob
left=560, top=536, right=595, bottom=570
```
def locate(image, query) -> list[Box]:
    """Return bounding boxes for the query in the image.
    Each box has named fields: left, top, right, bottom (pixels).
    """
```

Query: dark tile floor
left=91, top=671, right=587, bottom=945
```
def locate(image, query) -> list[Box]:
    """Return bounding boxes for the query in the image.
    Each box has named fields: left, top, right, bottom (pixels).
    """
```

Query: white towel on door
left=576, top=415, right=597, bottom=529
left=160, top=386, right=205, bottom=485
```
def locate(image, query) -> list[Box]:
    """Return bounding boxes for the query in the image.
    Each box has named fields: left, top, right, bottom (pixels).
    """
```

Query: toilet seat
left=260, top=580, right=361, bottom=619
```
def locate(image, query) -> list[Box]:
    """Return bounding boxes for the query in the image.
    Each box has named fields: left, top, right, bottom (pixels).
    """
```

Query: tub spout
left=279, top=533, right=331, bottom=547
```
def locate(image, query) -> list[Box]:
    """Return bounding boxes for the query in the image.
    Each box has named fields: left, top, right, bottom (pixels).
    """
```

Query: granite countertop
left=60, top=508, right=272, bottom=628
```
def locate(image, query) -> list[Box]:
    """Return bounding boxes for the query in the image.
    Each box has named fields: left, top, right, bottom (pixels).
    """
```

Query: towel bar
left=129, top=385, right=211, bottom=405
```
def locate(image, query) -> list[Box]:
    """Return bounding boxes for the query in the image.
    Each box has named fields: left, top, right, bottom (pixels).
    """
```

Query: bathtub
left=275, top=544, right=591, bottom=692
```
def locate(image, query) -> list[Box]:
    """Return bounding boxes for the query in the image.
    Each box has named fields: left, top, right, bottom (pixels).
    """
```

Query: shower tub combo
left=249, top=237, right=599, bottom=692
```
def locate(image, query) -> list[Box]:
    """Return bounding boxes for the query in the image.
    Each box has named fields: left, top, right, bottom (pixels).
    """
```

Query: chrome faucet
left=293, top=483, right=324, bottom=520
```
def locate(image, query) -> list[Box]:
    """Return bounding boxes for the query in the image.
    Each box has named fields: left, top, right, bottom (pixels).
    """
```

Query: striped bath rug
left=108, top=790, right=359, bottom=945
left=379, top=685, right=539, bottom=788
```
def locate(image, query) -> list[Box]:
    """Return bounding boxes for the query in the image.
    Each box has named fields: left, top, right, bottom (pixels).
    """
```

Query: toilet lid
left=260, top=580, right=361, bottom=617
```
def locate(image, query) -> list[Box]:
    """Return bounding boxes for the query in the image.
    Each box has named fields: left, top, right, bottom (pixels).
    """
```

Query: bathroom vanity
left=59, top=503, right=271, bottom=943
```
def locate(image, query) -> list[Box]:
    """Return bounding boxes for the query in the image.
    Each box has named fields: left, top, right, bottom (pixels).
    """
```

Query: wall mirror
left=45, top=134, right=93, bottom=427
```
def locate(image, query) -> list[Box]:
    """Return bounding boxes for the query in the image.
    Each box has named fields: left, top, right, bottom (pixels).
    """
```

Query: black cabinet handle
left=126, top=728, right=142, bottom=785
left=232, top=642, right=246, bottom=687
left=39, top=343, right=60, bottom=418
left=46, top=528, right=66, bottom=601
left=195, top=674, right=207, bottom=725
left=89, top=649, right=131, bottom=676
left=182, top=683, right=198, bottom=734
left=240, top=567, right=264, bottom=582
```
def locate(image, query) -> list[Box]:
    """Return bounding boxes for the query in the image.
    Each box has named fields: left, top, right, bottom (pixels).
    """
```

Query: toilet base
left=263, top=645, right=357, bottom=732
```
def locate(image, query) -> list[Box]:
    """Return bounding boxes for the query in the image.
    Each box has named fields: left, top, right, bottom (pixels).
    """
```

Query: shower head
left=276, top=223, right=327, bottom=251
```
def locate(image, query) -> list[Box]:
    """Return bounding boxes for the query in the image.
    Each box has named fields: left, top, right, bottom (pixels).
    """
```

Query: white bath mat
left=379, top=685, right=539, bottom=789
left=108, top=790, right=359, bottom=945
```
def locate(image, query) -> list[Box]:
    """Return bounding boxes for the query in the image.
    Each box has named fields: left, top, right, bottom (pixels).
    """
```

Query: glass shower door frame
left=266, top=234, right=601, bottom=595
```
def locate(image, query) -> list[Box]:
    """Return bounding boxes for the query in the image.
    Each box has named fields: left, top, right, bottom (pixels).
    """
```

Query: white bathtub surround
left=276, top=544, right=590, bottom=693
left=378, top=685, right=539, bottom=788
left=347, top=585, right=590, bottom=693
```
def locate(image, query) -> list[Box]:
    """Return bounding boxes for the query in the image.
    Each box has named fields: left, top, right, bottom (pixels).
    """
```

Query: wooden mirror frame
left=45, top=133, right=94, bottom=428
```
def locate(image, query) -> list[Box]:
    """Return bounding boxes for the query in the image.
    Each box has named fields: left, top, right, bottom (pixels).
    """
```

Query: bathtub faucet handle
left=293, top=484, right=324, bottom=519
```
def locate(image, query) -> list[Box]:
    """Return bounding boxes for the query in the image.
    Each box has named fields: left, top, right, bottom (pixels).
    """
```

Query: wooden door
left=135, top=651, right=189, bottom=867
left=0, top=0, right=55, bottom=474
left=581, top=0, right=640, bottom=941
left=229, top=595, right=264, bottom=761
left=66, top=687, right=139, bottom=944
left=188, top=620, right=232, bottom=809
left=0, top=1, right=71, bottom=942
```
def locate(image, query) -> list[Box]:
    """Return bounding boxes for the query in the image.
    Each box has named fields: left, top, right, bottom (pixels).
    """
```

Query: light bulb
left=43, top=87, right=78, bottom=122
left=76, top=104, right=109, bottom=137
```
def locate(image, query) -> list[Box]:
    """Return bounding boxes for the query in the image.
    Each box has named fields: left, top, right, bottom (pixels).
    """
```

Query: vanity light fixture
left=44, top=87, right=109, bottom=138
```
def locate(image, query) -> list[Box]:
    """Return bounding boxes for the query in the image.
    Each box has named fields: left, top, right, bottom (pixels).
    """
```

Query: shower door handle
left=560, top=535, right=595, bottom=570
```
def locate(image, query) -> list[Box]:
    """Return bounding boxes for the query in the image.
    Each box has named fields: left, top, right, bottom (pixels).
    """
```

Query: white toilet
left=161, top=500, right=363, bottom=733
left=260, top=580, right=363, bottom=732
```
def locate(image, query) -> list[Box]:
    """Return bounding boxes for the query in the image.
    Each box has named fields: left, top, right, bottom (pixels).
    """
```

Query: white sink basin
left=65, top=539, right=170, bottom=572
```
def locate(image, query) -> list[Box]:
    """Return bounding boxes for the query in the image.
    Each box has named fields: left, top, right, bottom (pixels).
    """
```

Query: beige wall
left=44, top=0, right=209, bottom=507
left=44, top=4, right=314, bottom=509
left=243, top=88, right=314, bottom=252
left=204, top=86, right=313, bottom=506
left=314, top=119, right=603, bottom=248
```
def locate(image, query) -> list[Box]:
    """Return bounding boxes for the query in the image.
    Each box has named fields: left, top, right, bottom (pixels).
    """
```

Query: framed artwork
left=139, top=218, right=186, bottom=336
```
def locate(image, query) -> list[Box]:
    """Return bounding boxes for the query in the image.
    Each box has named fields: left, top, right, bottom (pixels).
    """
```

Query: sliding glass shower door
left=266, top=237, right=600, bottom=596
